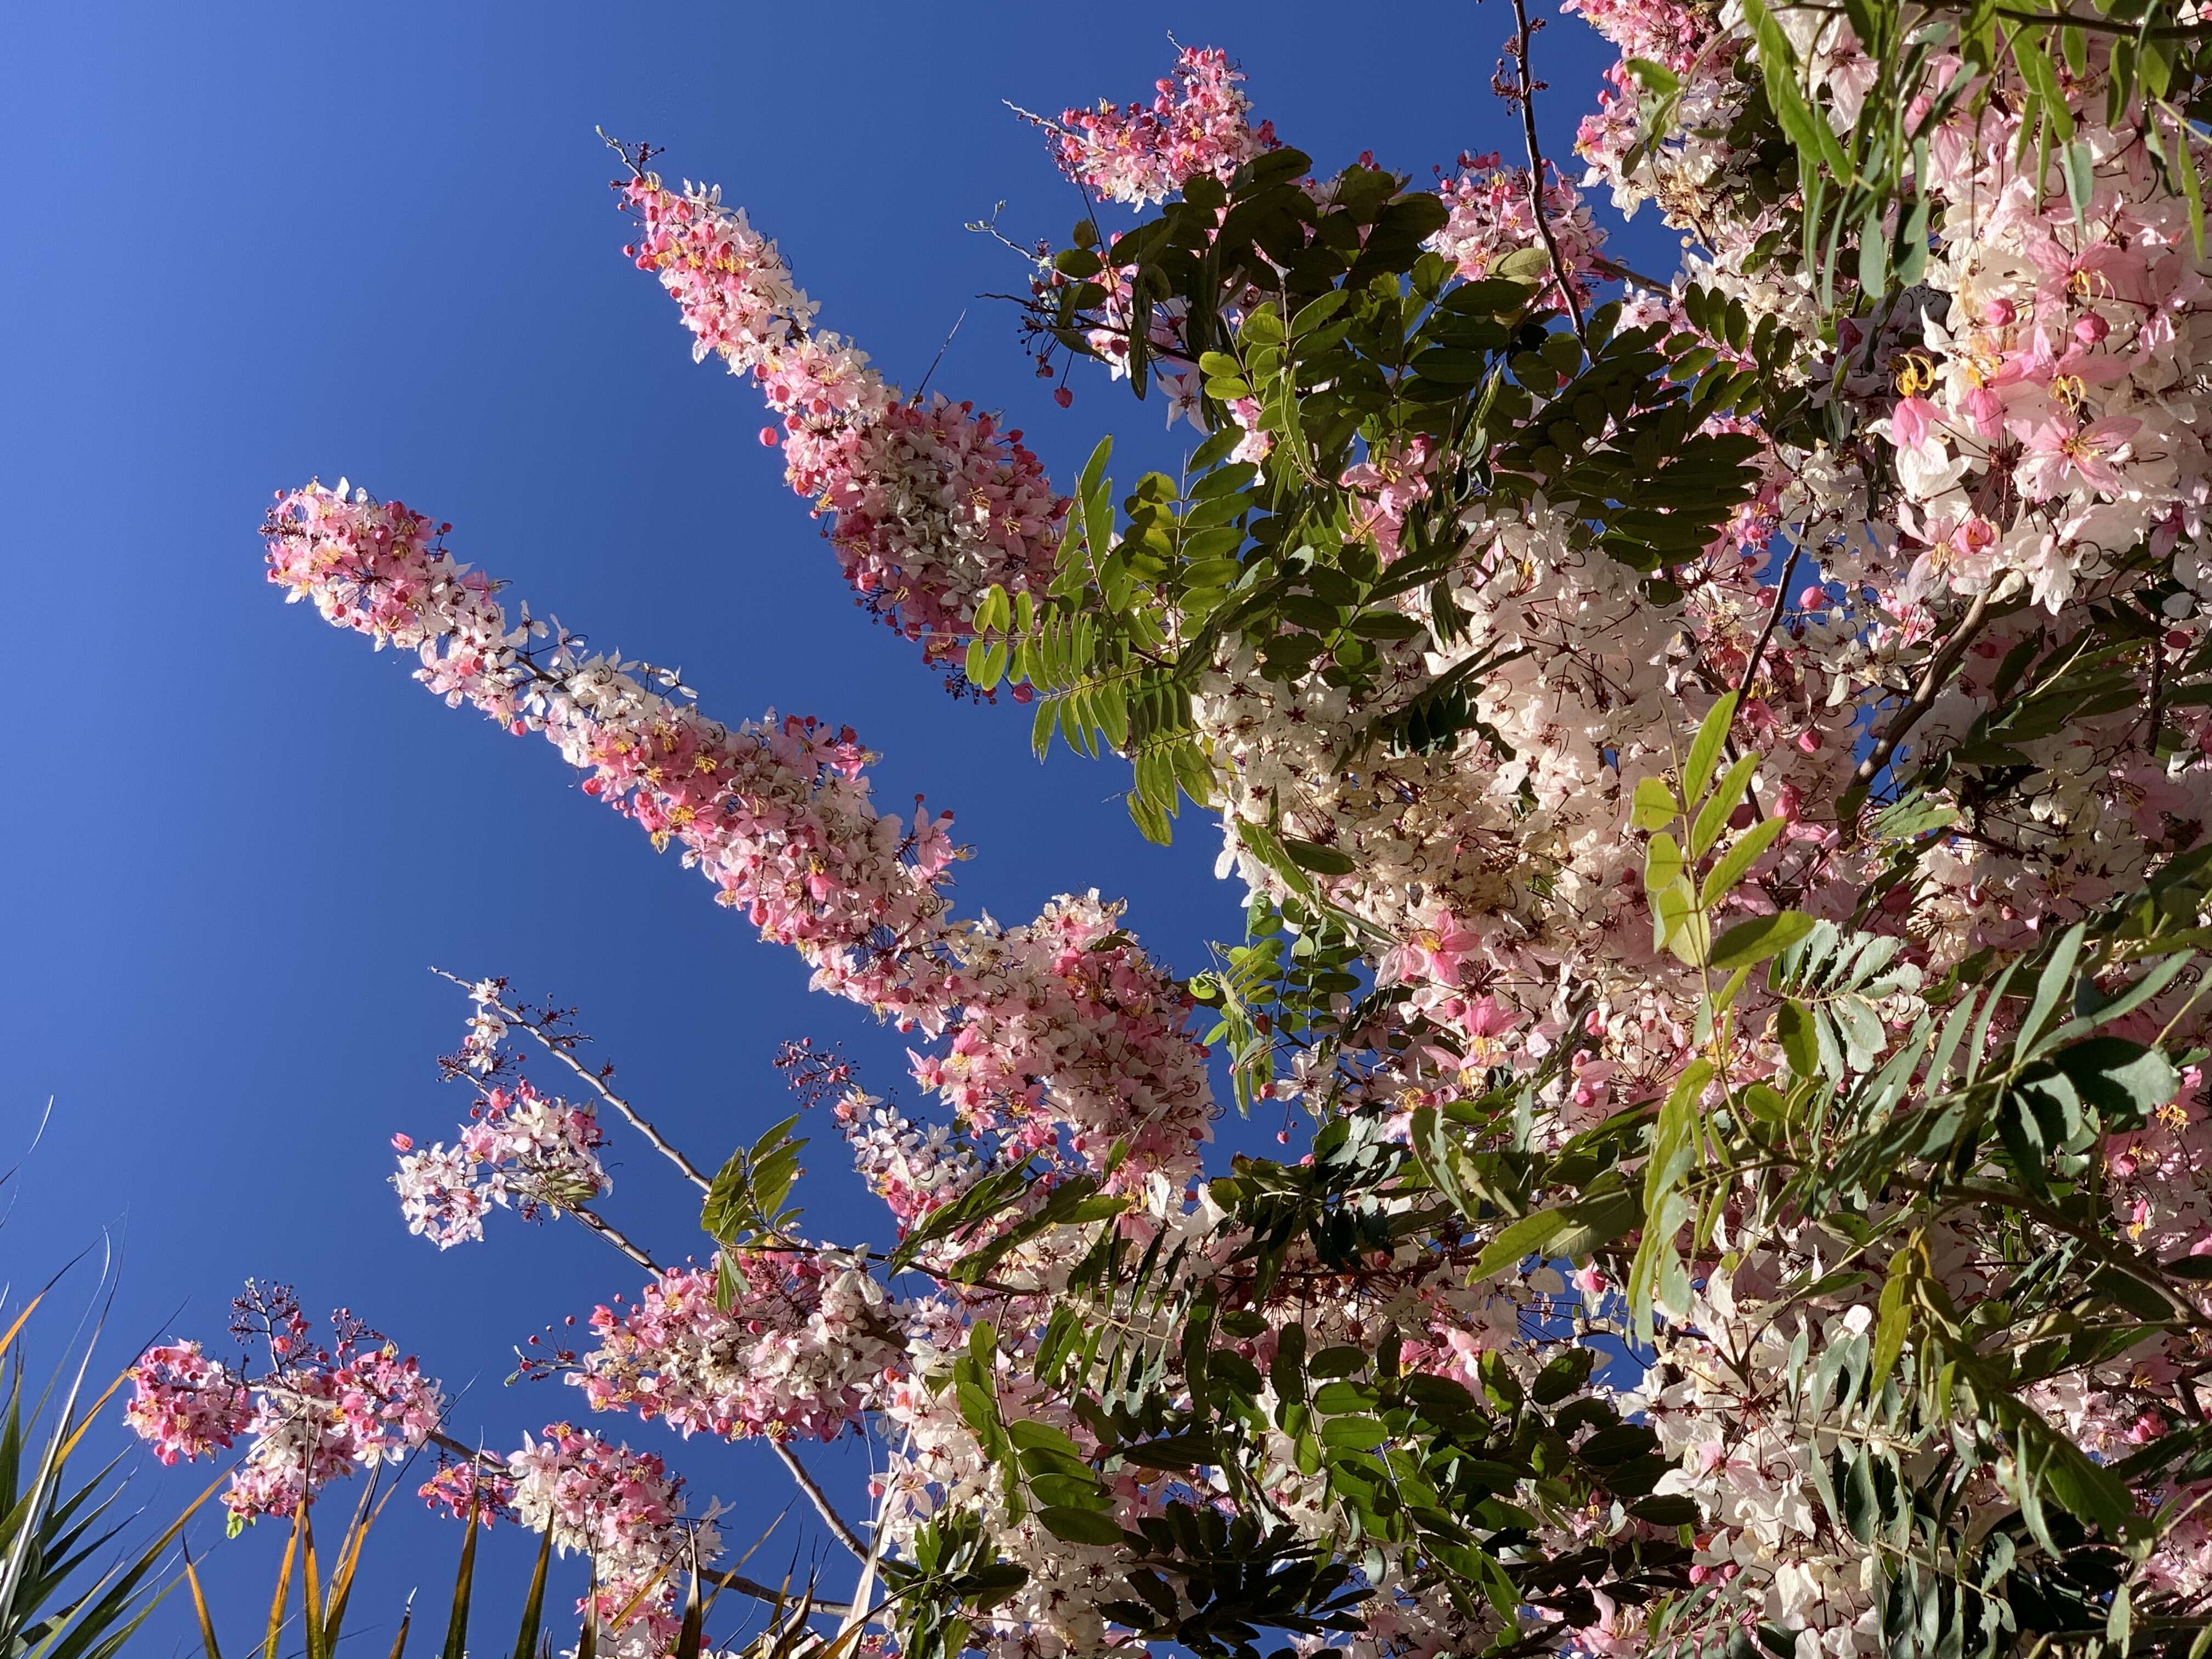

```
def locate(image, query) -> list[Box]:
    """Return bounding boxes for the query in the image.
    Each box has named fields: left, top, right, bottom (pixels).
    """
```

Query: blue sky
left=0, top=1, right=1667, bottom=1645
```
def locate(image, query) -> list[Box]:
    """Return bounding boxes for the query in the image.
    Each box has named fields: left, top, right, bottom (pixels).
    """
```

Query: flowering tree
left=127, top=11, right=2212, bottom=1657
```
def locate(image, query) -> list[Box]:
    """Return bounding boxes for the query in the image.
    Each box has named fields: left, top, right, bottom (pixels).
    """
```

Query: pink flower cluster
left=1340, top=435, right=1435, bottom=561
left=621, top=177, right=1064, bottom=664
left=1048, top=46, right=1278, bottom=207
left=508, top=1422, right=715, bottom=1654
left=1429, top=151, right=1607, bottom=312
left=573, top=1253, right=906, bottom=1442
left=268, top=487, right=1216, bottom=1183
left=123, top=1342, right=251, bottom=1466
left=1561, top=0, right=1709, bottom=73
left=222, top=1346, right=444, bottom=1521
left=1567, top=0, right=1740, bottom=219
left=1873, top=146, right=2212, bottom=613
left=832, top=1088, right=987, bottom=1228
left=915, top=893, right=1212, bottom=1181
left=124, top=1291, right=445, bottom=1523
left=264, top=484, right=962, bottom=1026
left=392, top=1075, right=610, bottom=1248
left=419, top=1458, right=517, bottom=1523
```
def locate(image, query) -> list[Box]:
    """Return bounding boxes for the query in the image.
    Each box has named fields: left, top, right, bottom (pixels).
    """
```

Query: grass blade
left=322, top=1468, right=389, bottom=1649
left=574, top=1568, right=596, bottom=1659
left=385, top=1595, right=414, bottom=1659
left=183, top=1545, right=223, bottom=1659
left=440, top=1496, right=479, bottom=1659
left=263, top=1502, right=303, bottom=1659
left=510, top=1517, right=554, bottom=1659
left=303, top=1503, right=326, bottom=1659
left=672, top=1563, right=704, bottom=1659
left=0, top=1299, right=46, bottom=1373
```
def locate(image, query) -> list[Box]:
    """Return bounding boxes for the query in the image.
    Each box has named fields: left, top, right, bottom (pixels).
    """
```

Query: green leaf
left=1684, top=693, right=1738, bottom=803
left=1282, top=837, right=1357, bottom=876
left=1036, top=1507, right=1128, bottom=1548
left=1532, top=1347, right=1596, bottom=1406
left=1701, top=815, right=1786, bottom=908
left=1690, top=752, right=1759, bottom=857
left=1856, top=201, right=1888, bottom=298
left=887, top=1164, right=1034, bottom=1273
left=1741, top=0, right=1848, bottom=178
left=2019, top=923, right=2087, bottom=1054
left=2173, top=116, right=2207, bottom=259
left=1775, top=1000, right=1820, bottom=1079
left=1114, top=1434, right=1219, bottom=1470
left=1632, top=775, right=1680, bottom=831
left=1470, top=1209, right=1568, bottom=1280
left=2049, top=1036, right=2180, bottom=1126
left=1708, top=911, right=1818, bottom=971
left=1869, top=1249, right=1915, bottom=1388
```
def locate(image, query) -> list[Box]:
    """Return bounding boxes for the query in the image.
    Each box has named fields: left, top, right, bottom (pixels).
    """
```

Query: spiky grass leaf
left=441, top=1494, right=479, bottom=1659
left=510, top=1516, right=554, bottom=1659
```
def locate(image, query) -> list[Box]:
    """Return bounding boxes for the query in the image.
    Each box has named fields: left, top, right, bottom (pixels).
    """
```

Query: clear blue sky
left=1, top=1, right=1663, bottom=1645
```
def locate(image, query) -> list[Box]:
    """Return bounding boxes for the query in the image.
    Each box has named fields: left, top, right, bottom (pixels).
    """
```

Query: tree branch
left=1505, top=0, right=1587, bottom=345
left=703, top=1568, right=854, bottom=1620
left=573, top=1206, right=662, bottom=1273
left=770, top=1439, right=869, bottom=1560
left=1734, top=544, right=1803, bottom=714
left=1725, top=544, right=1803, bottom=826
left=436, top=970, right=714, bottom=1193
left=1589, top=253, right=1675, bottom=296
left=1840, top=589, right=1994, bottom=838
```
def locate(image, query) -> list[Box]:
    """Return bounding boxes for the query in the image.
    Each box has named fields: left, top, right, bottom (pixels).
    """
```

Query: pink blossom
left=125, top=1290, right=445, bottom=1522
left=123, top=1342, right=252, bottom=1465
left=1428, top=152, right=1606, bottom=312
left=1385, top=909, right=1483, bottom=988
left=268, top=488, right=1215, bottom=1184
left=507, top=1423, right=713, bottom=1649
left=572, top=1254, right=905, bottom=1442
left=2013, top=411, right=2140, bottom=498
left=1045, top=47, right=1277, bottom=207
left=620, top=177, right=1065, bottom=667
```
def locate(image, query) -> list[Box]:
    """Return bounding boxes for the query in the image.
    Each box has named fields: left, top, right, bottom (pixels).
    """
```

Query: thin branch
left=1589, top=253, right=1675, bottom=296
left=770, top=1440, right=868, bottom=1560
left=1841, top=589, right=1995, bottom=837
left=912, top=307, right=969, bottom=400
left=1504, top=0, right=1587, bottom=344
left=699, top=1568, right=854, bottom=1620
left=1720, top=544, right=1804, bottom=827
left=573, top=1206, right=662, bottom=1273
left=1735, top=545, right=1803, bottom=712
left=436, top=970, right=713, bottom=1193
left=1944, top=1184, right=2209, bottom=1327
